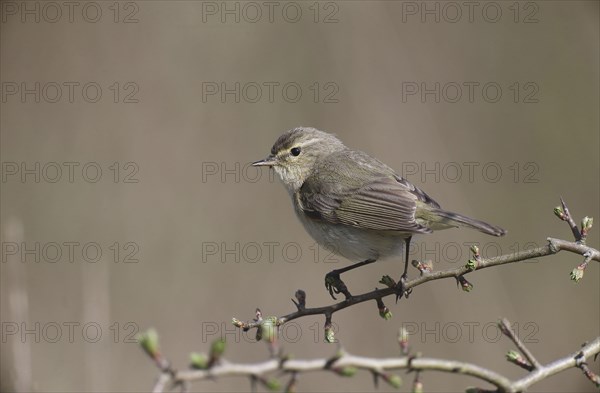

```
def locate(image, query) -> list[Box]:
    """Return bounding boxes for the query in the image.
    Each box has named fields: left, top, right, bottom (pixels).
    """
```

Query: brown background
left=1, top=1, right=598, bottom=392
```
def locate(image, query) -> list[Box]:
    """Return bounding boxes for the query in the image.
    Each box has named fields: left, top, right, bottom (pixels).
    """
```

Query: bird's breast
left=293, top=202, right=408, bottom=263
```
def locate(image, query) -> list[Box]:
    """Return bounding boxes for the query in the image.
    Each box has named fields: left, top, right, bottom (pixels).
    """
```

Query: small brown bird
left=253, top=127, right=506, bottom=299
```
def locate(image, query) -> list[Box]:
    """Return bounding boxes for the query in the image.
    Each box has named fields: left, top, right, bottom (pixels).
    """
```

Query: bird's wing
left=296, top=151, right=439, bottom=233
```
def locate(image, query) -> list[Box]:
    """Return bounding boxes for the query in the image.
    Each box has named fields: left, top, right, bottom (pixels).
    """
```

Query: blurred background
left=1, top=1, right=598, bottom=392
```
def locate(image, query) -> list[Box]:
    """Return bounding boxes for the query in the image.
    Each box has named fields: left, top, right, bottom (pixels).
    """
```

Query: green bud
left=325, top=326, right=335, bottom=343
left=386, top=374, right=402, bottom=389
left=506, top=350, right=521, bottom=362
left=554, top=206, right=565, bottom=219
left=260, top=317, right=278, bottom=343
left=466, top=259, right=477, bottom=271
left=570, top=266, right=584, bottom=282
left=189, top=352, right=208, bottom=369
left=265, top=378, right=281, bottom=391
left=210, top=338, right=226, bottom=359
left=338, top=366, right=357, bottom=377
left=379, top=307, right=393, bottom=320
left=582, top=216, right=593, bottom=233
left=137, top=328, right=159, bottom=359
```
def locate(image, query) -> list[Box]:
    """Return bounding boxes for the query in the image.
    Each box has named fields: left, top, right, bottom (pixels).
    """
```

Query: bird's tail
left=425, top=208, right=506, bottom=237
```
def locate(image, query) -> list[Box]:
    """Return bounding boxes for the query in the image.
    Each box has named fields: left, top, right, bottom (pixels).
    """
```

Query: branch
left=500, top=318, right=541, bottom=371
left=512, top=338, right=600, bottom=391
left=140, top=199, right=598, bottom=391
left=168, top=353, right=511, bottom=391
left=144, top=334, right=600, bottom=393
left=232, top=237, right=599, bottom=331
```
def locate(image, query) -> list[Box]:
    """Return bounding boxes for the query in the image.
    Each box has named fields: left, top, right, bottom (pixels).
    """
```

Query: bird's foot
left=395, top=274, right=412, bottom=303
left=325, top=271, right=352, bottom=300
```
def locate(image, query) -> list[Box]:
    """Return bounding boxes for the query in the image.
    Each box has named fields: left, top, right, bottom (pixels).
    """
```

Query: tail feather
left=429, top=208, right=506, bottom=237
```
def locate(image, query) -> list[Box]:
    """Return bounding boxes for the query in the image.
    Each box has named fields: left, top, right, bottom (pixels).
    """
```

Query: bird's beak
left=252, top=156, right=277, bottom=167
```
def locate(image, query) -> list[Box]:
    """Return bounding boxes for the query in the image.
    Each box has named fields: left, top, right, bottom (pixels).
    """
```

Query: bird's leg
left=325, top=259, right=376, bottom=300
left=395, top=236, right=413, bottom=302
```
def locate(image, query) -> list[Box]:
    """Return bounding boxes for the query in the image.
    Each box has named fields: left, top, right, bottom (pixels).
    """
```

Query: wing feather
left=296, top=150, right=440, bottom=233
left=298, top=177, right=434, bottom=233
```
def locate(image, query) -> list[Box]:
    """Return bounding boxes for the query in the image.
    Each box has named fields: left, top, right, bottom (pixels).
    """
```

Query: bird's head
left=252, top=127, right=346, bottom=192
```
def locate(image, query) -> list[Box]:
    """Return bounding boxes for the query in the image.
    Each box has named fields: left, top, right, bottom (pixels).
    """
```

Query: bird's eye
left=290, top=147, right=301, bottom=156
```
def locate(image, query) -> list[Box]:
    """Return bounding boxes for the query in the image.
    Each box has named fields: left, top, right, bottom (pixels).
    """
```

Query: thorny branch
left=232, top=237, right=598, bottom=331
left=141, top=199, right=599, bottom=392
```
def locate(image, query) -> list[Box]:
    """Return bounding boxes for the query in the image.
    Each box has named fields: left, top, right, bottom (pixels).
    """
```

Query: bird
left=252, top=127, right=506, bottom=300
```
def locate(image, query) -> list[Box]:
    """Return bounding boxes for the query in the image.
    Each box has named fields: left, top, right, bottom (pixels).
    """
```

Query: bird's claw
left=395, top=274, right=412, bottom=303
left=325, top=271, right=352, bottom=300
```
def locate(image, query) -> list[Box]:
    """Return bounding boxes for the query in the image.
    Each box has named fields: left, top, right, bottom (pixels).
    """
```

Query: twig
left=499, top=318, right=541, bottom=370
left=148, top=337, right=600, bottom=393
left=512, top=338, right=600, bottom=392
left=160, top=353, right=512, bottom=391
left=559, top=197, right=582, bottom=241
left=233, top=238, right=598, bottom=329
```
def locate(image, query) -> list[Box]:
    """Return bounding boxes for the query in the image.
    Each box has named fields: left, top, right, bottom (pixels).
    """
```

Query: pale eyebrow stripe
left=300, top=138, right=321, bottom=147
left=276, top=136, right=322, bottom=157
